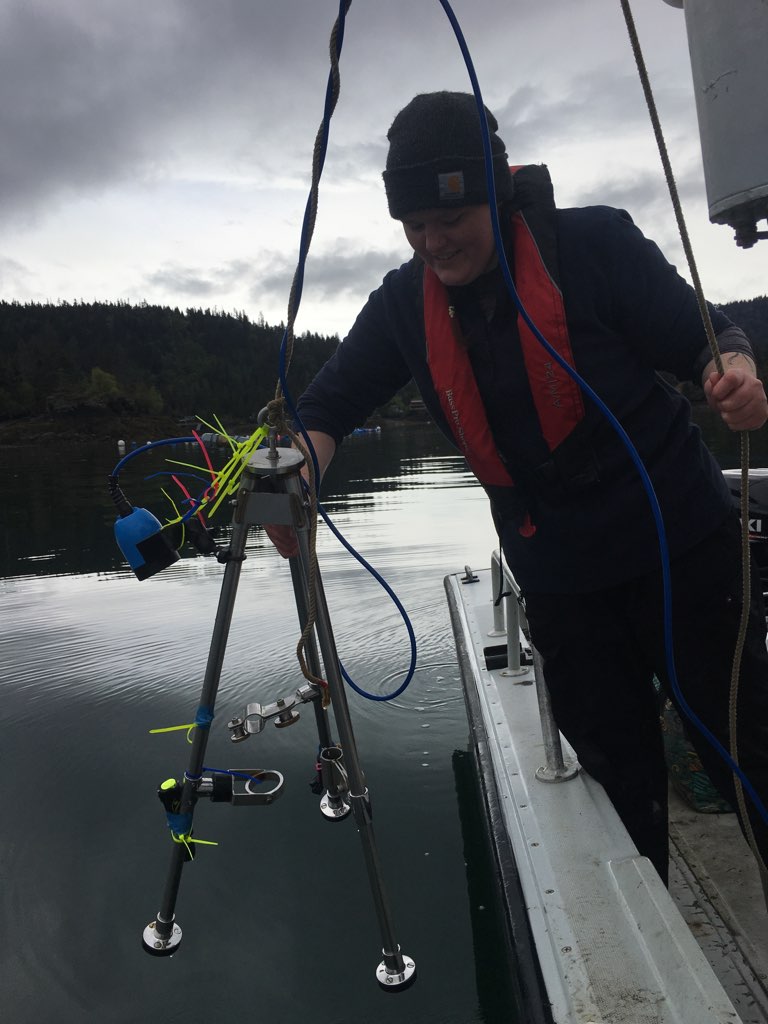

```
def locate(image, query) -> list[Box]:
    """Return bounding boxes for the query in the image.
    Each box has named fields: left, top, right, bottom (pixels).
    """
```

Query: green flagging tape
left=150, top=706, right=214, bottom=744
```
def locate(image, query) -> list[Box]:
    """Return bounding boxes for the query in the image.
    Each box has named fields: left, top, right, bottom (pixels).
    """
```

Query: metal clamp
left=227, top=684, right=320, bottom=740
left=196, top=769, right=285, bottom=805
left=318, top=745, right=351, bottom=821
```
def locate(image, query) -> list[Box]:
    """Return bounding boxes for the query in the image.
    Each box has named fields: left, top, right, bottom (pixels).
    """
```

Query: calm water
left=0, top=409, right=758, bottom=1024
left=0, top=423, right=522, bottom=1024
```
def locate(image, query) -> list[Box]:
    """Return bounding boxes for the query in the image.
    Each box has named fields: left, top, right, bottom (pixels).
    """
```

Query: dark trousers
left=522, top=512, right=768, bottom=885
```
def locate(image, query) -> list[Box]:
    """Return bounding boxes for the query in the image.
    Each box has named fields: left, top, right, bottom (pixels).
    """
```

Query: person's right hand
left=264, top=523, right=299, bottom=558
left=704, top=365, right=768, bottom=431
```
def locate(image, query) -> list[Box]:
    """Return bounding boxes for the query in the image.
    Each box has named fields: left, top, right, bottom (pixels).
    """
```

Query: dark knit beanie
left=383, top=91, right=514, bottom=219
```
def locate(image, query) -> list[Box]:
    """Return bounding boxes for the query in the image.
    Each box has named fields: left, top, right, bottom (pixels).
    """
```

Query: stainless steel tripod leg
left=142, top=476, right=253, bottom=954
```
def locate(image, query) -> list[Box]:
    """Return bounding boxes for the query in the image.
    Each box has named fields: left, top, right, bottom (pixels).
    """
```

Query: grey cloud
left=574, top=162, right=704, bottom=216
left=144, top=257, right=254, bottom=298
left=309, top=246, right=411, bottom=297
left=495, top=68, right=690, bottom=158
left=0, top=255, right=32, bottom=294
left=144, top=269, right=219, bottom=300
left=251, top=245, right=407, bottom=304
left=0, top=0, right=695, bottom=224
left=0, top=0, right=361, bottom=220
left=2, top=0, right=720, bottom=315
left=0, top=0, right=578, bottom=222
left=141, top=243, right=404, bottom=318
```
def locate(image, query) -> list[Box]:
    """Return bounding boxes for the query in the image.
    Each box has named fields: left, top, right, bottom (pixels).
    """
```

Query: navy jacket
left=298, top=205, right=748, bottom=594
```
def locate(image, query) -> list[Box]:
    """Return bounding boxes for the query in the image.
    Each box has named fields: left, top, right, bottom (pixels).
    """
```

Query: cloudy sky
left=1, top=0, right=766, bottom=339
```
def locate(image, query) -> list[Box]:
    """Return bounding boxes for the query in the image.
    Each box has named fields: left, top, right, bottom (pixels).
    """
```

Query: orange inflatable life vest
left=423, top=166, right=585, bottom=491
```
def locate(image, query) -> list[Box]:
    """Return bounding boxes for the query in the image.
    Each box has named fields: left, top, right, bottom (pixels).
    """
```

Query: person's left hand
left=704, top=367, right=768, bottom=431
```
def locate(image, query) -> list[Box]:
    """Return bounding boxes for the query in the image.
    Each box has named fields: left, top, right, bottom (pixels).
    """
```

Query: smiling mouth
left=433, top=251, right=460, bottom=262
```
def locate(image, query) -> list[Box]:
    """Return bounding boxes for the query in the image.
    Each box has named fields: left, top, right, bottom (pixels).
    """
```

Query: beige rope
left=273, top=1, right=350, bottom=407
left=619, top=0, right=764, bottom=885
left=265, top=2, right=351, bottom=708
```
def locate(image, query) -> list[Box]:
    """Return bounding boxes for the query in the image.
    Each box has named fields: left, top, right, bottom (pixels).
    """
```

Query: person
left=270, top=90, right=768, bottom=886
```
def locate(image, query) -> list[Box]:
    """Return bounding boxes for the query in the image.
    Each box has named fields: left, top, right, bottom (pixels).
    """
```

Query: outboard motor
left=724, top=471, right=768, bottom=599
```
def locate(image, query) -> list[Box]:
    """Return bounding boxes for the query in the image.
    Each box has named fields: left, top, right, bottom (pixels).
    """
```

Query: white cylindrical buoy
left=666, top=0, right=768, bottom=245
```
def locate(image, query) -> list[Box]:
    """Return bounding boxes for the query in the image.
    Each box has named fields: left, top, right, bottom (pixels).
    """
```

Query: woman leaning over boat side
left=268, top=91, right=768, bottom=896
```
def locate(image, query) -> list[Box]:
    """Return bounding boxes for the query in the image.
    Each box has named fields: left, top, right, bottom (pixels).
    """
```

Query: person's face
left=401, top=204, right=497, bottom=286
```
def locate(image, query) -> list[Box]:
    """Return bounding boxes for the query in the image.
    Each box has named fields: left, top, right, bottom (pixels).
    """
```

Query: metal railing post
left=531, top=646, right=579, bottom=783
left=489, top=550, right=578, bottom=783
left=490, top=550, right=527, bottom=677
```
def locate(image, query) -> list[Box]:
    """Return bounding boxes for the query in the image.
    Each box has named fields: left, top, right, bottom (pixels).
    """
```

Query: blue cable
left=202, top=766, right=266, bottom=784
left=144, top=471, right=213, bottom=490
left=437, top=0, right=768, bottom=825
left=317, top=500, right=417, bottom=701
left=111, top=436, right=197, bottom=477
left=111, top=436, right=215, bottom=525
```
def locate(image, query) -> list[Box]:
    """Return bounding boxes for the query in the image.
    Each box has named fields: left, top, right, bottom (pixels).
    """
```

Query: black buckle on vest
left=532, top=445, right=601, bottom=493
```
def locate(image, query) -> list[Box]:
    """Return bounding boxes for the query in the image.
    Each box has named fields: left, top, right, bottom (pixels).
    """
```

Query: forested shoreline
left=0, top=295, right=766, bottom=444
left=0, top=300, right=340, bottom=423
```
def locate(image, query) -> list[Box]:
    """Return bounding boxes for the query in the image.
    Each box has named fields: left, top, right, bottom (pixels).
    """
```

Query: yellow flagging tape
left=159, top=422, right=270, bottom=527
left=172, top=833, right=219, bottom=855
left=149, top=723, right=197, bottom=743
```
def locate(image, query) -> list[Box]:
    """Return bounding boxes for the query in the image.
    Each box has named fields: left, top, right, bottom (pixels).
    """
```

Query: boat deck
left=446, top=564, right=768, bottom=1024
left=669, top=790, right=768, bottom=1023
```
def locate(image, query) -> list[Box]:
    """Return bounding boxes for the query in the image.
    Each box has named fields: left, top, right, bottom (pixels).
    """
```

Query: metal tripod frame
left=141, top=444, right=415, bottom=990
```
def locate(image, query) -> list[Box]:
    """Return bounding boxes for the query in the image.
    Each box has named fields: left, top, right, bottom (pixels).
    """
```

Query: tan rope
left=619, top=0, right=764, bottom=883
left=266, top=2, right=351, bottom=708
left=272, top=1, right=351, bottom=409
left=619, top=0, right=722, bottom=374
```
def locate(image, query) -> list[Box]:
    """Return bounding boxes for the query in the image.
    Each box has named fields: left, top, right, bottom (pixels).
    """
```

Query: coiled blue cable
left=111, top=436, right=209, bottom=524
left=112, top=436, right=196, bottom=477
left=317, top=501, right=417, bottom=701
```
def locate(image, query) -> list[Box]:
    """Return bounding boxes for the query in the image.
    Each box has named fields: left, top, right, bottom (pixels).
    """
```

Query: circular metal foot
left=535, top=761, right=580, bottom=783
left=320, top=792, right=351, bottom=821
left=501, top=667, right=530, bottom=678
left=142, top=919, right=182, bottom=956
left=376, top=954, right=417, bottom=991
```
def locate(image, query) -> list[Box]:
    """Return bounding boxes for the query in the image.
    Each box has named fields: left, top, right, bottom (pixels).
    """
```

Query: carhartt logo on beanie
left=383, top=91, right=514, bottom=219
